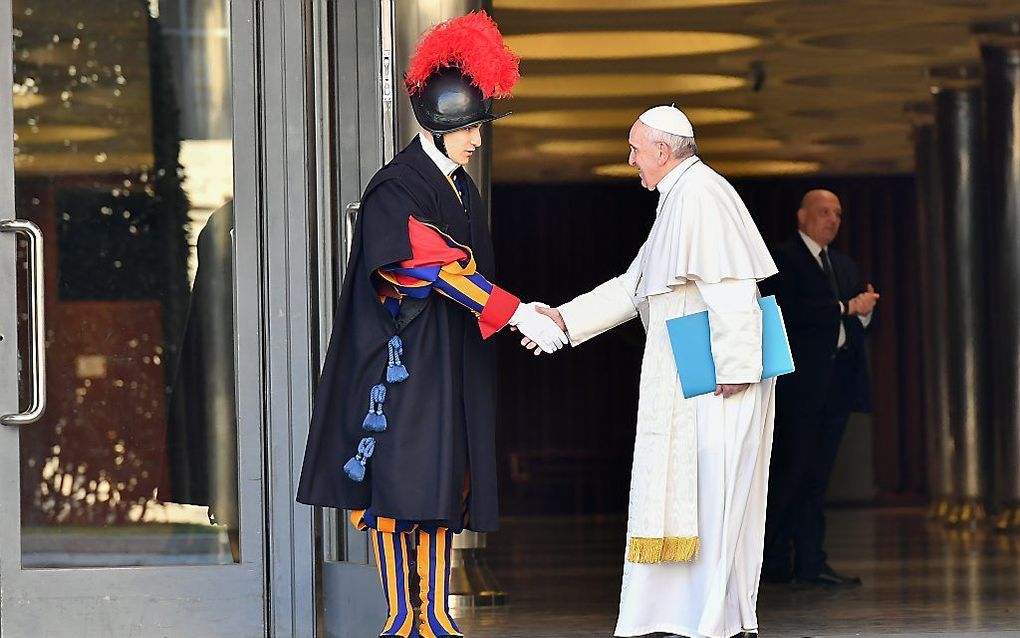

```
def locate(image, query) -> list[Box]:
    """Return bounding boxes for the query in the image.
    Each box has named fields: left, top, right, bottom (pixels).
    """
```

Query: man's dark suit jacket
left=762, top=236, right=872, bottom=416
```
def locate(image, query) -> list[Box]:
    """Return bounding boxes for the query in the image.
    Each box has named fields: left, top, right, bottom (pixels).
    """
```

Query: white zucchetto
left=639, top=104, right=695, bottom=138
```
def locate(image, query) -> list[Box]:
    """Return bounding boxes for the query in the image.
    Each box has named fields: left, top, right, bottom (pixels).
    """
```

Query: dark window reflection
left=14, top=0, right=238, bottom=568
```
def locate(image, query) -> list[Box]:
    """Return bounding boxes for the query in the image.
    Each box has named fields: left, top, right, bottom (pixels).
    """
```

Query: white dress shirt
left=798, top=230, right=872, bottom=349
left=419, top=132, right=459, bottom=177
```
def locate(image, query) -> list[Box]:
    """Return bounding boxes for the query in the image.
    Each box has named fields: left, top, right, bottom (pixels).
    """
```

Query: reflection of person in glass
left=297, top=13, right=564, bottom=638
left=164, top=201, right=239, bottom=560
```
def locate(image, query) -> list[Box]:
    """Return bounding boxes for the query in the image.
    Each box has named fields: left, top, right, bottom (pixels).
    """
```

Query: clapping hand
left=509, top=302, right=568, bottom=355
left=848, top=283, right=880, bottom=316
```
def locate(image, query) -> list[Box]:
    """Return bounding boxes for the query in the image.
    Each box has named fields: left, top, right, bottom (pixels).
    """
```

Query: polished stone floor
left=457, top=508, right=1020, bottom=637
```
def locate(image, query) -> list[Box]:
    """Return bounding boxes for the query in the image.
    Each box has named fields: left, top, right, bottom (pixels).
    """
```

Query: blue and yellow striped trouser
left=353, top=510, right=463, bottom=638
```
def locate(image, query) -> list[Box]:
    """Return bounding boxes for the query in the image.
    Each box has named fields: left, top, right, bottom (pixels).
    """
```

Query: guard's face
left=443, top=125, right=483, bottom=166
left=798, top=192, right=842, bottom=246
left=628, top=121, right=668, bottom=191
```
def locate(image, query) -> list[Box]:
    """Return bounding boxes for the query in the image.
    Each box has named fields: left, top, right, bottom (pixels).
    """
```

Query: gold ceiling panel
left=499, top=107, right=753, bottom=129
left=505, top=31, right=762, bottom=60
left=537, top=136, right=783, bottom=157
left=515, top=73, right=746, bottom=98
left=593, top=159, right=821, bottom=178
left=496, top=0, right=775, bottom=10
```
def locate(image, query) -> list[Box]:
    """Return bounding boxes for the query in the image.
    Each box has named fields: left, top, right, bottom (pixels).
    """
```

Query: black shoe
left=794, top=564, right=862, bottom=587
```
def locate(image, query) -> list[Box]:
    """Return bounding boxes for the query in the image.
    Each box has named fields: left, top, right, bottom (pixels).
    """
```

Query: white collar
left=798, top=230, right=827, bottom=259
left=655, top=155, right=701, bottom=195
left=419, top=133, right=460, bottom=177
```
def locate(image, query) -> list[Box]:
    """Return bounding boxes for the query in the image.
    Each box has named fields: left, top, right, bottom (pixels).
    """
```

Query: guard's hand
left=522, top=305, right=569, bottom=356
left=509, top=303, right=568, bottom=354
left=714, top=384, right=749, bottom=398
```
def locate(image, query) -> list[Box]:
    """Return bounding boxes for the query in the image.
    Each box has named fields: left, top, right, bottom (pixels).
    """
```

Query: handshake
left=509, top=302, right=568, bottom=355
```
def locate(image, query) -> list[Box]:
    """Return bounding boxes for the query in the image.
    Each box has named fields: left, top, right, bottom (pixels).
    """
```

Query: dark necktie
left=820, top=248, right=841, bottom=298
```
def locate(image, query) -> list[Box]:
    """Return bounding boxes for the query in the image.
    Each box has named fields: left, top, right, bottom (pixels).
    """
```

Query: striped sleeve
left=377, top=216, right=519, bottom=338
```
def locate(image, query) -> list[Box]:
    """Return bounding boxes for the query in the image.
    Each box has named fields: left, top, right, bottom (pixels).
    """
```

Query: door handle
left=0, top=219, right=46, bottom=426
left=343, top=201, right=360, bottom=270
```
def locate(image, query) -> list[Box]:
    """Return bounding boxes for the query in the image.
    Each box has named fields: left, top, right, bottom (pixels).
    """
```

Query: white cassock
left=558, top=156, right=779, bottom=638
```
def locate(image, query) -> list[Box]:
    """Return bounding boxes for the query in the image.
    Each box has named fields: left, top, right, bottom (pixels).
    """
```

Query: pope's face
left=443, top=125, right=482, bottom=166
left=628, top=121, right=668, bottom=191
left=798, top=191, right=842, bottom=247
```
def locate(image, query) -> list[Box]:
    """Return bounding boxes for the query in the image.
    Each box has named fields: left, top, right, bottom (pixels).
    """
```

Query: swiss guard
left=297, top=12, right=566, bottom=638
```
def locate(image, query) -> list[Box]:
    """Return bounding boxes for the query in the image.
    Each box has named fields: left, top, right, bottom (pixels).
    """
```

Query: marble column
left=975, top=21, right=1020, bottom=533
left=929, top=65, right=992, bottom=526
left=907, top=102, right=956, bottom=521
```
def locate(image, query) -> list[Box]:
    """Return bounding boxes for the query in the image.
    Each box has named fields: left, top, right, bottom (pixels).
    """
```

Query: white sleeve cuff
left=558, top=277, right=639, bottom=347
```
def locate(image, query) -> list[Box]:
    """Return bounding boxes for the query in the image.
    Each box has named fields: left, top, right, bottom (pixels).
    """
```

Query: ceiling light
left=500, top=107, right=753, bottom=129
left=593, top=158, right=819, bottom=178
left=710, top=159, right=821, bottom=175
left=496, top=0, right=773, bottom=9
left=504, top=31, right=761, bottom=60
left=537, top=139, right=630, bottom=156
left=13, top=93, right=46, bottom=110
left=538, top=136, right=781, bottom=157
left=515, top=73, right=745, bottom=98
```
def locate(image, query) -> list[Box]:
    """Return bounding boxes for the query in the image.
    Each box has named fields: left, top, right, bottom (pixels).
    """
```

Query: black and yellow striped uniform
left=353, top=510, right=463, bottom=638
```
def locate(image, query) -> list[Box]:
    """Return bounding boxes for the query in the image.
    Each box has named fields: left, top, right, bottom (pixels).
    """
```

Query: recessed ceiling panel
left=499, top=107, right=753, bottom=129
left=515, top=73, right=746, bottom=98
left=593, top=158, right=821, bottom=177
left=505, top=31, right=762, bottom=60
left=537, top=136, right=783, bottom=156
left=496, top=0, right=775, bottom=9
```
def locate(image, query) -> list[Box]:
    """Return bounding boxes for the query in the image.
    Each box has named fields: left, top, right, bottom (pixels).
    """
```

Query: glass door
left=0, top=1, right=265, bottom=635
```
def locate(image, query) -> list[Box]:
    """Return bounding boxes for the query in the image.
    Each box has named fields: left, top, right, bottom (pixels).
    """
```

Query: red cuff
left=478, top=285, right=520, bottom=339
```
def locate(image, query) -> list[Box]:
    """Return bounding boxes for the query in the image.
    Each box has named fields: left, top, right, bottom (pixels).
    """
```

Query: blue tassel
left=344, top=437, right=376, bottom=482
left=386, top=336, right=409, bottom=383
left=343, top=457, right=366, bottom=482
left=361, top=384, right=388, bottom=432
left=363, top=412, right=387, bottom=432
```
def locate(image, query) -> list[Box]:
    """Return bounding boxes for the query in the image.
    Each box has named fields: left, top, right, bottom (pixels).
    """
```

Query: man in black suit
left=761, top=189, right=879, bottom=586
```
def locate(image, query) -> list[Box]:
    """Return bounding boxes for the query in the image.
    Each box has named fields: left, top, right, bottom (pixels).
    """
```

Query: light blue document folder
left=666, top=295, right=795, bottom=399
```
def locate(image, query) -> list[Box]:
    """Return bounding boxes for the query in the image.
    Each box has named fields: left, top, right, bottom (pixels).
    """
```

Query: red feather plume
left=404, top=11, right=520, bottom=99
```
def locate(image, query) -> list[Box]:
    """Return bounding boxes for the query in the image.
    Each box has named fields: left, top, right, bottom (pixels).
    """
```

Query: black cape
left=297, top=137, right=500, bottom=532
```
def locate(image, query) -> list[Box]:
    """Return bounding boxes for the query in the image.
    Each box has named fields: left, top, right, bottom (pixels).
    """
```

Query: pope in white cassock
left=532, top=105, right=779, bottom=638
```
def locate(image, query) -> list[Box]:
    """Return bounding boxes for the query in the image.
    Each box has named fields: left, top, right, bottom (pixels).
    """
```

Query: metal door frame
left=312, top=1, right=396, bottom=636
left=0, top=0, right=321, bottom=635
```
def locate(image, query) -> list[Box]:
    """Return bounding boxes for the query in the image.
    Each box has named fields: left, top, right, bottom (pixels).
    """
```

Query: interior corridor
left=458, top=508, right=1020, bottom=638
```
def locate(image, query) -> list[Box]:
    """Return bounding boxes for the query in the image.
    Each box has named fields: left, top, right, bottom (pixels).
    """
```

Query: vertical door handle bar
left=0, top=219, right=46, bottom=426
left=343, top=201, right=360, bottom=271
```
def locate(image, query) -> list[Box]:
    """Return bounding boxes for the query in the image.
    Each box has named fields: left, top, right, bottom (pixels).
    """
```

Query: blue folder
left=665, top=295, right=795, bottom=399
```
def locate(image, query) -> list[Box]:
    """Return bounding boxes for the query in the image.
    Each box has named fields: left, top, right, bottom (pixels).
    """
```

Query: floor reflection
left=458, top=508, right=1020, bottom=637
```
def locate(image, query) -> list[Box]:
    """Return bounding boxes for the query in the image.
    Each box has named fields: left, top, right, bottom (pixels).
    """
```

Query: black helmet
left=409, top=66, right=512, bottom=134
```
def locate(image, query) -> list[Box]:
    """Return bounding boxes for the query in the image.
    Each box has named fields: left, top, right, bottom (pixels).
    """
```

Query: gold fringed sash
left=627, top=536, right=700, bottom=564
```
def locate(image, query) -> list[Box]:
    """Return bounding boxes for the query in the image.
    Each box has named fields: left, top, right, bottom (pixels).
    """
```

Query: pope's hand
left=509, top=303, right=568, bottom=354
left=715, top=384, right=749, bottom=398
